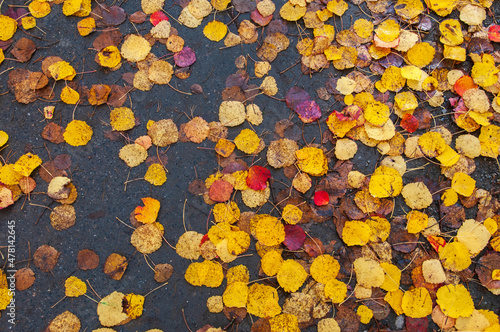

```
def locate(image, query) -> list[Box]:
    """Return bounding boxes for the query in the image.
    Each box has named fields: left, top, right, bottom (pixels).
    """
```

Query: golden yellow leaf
left=439, top=241, right=471, bottom=272
left=357, top=305, right=373, bottom=324
left=227, top=265, right=249, bottom=284
left=324, top=279, right=347, bottom=303
left=295, top=147, right=328, bottom=177
left=436, top=145, right=460, bottom=167
left=110, top=107, right=135, bottom=131
left=13, top=153, right=42, bottom=177
left=0, top=288, right=13, bottom=310
left=0, top=15, right=17, bottom=41
left=247, top=283, right=281, bottom=318
left=384, top=289, right=404, bottom=315
left=21, top=16, right=36, bottom=30
left=28, top=0, right=51, bottom=18
left=223, top=281, right=248, bottom=308
left=0, top=131, right=8, bottom=147
left=207, top=222, right=250, bottom=255
left=213, top=201, right=240, bottom=224
left=144, top=163, right=167, bottom=186
left=124, top=293, right=145, bottom=319
left=234, top=129, right=260, bottom=154
left=282, top=204, right=302, bottom=225
left=261, top=250, right=284, bottom=276
left=119, top=144, right=148, bottom=167
left=479, top=125, right=500, bottom=158
left=277, top=260, right=307, bottom=292
left=314, top=24, right=335, bottom=42
left=353, top=18, right=373, bottom=38
left=269, top=313, right=300, bottom=332
left=253, top=214, right=285, bottom=246
left=342, top=220, right=371, bottom=246
left=406, top=211, right=428, bottom=234
left=203, top=21, right=227, bottom=42
left=439, top=19, right=463, bottom=46
left=451, top=172, right=476, bottom=197
left=280, top=2, right=306, bottom=21
left=98, top=46, right=121, bottom=68
left=65, top=276, right=87, bottom=297
left=380, top=262, right=401, bottom=292
left=63, top=120, right=93, bottom=146
left=77, top=17, right=95, bottom=36
left=471, top=54, right=499, bottom=87
left=0, top=164, right=23, bottom=185
left=49, top=61, right=76, bottom=81
left=401, top=287, right=432, bottom=318
left=310, top=254, right=340, bottom=284
left=436, top=284, right=474, bottom=318
left=185, top=260, right=224, bottom=287
left=407, top=42, right=435, bottom=68
left=424, top=0, right=457, bottom=16
left=215, top=138, right=235, bottom=157
left=380, top=66, right=406, bottom=92
left=366, top=216, right=390, bottom=242
left=60, top=86, right=80, bottom=105
left=121, top=35, right=151, bottom=63
left=354, top=257, right=385, bottom=288
left=364, top=101, right=390, bottom=126
left=176, top=231, right=203, bottom=260
left=63, top=0, right=83, bottom=16
left=418, top=131, right=447, bottom=158
left=441, top=188, right=458, bottom=206
left=395, top=0, right=424, bottom=19
left=369, top=166, right=403, bottom=198
left=456, top=219, right=491, bottom=256
left=326, top=0, right=348, bottom=16
left=375, top=19, right=400, bottom=42
left=134, top=197, right=160, bottom=224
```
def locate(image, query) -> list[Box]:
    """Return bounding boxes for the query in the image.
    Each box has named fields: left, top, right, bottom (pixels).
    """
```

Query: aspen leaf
left=456, top=219, right=490, bottom=256
left=384, top=289, right=404, bottom=315
left=47, top=311, right=81, bottom=332
left=97, top=46, right=121, bottom=68
left=223, top=281, right=248, bottom=308
left=110, top=107, right=135, bottom=131
left=131, top=223, right=163, bottom=254
left=380, top=262, right=401, bottom=292
left=253, top=214, right=285, bottom=246
left=176, top=231, right=203, bottom=260
left=65, top=276, right=87, bottom=297
left=327, top=0, right=348, bottom=16
left=451, top=172, right=475, bottom=197
left=401, top=287, right=432, bottom=318
left=234, top=129, right=260, bottom=154
left=0, top=15, right=17, bottom=41
left=144, top=163, right=167, bottom=186
left=121, top=35, right=151, bottom=62
left=406, top=211, right=428, bottom=234
left=119, top=144, right=147, bottom=167
left=381, top=66, right=406, bottom=92
left=261, top=250, right=284, bottom=276
left=203, top=21, right=227, bottom=42
left=357, top=305, right=373, bottom=324
left=342, top=220, right=371, bottom=246
left=269, top=313, right=300, bottom=332
left=103, top=253, right=128, bottom=280
left=422, top=259, right=446, bottom=284
left=310, top=254, right=340, bottom=284
left=185, top=260, right=224, bottom=288
left=97, top=291, right=130, bottom=327
left=134, top=197, right=160, bottom=224
left=213, top=201, right=240, bottom=224
left=29, top=0, right=51, bottom=18
left=207, top=296, right=224, bottom=313
left=0, top=288, right=13, bottom=310
left=295, top=147, right=328, bottom=177
left=219, top=101, right=246, bottom=127
left=123, top=293, right=144, bottom=319
left=61, top=86, right=80, bottom=104
left=215, top=139, right=235, bottom=157
left=436, top=284, right=474, bottom=318
left=282, top=204, right=302, bottom=225
left=277, top=259, right=307, bottom=292
left=354, top=257, right=385, bottom=288
left=375, top=19, right=400, bottom=42
left=439, top=19, right=463, bottom=46
left=324, top=279, right=347, bottom=303
left=49, top=61, right=76, bottom=81
left=439, top=241, right=471, bottom=271
left=247, top=283, right=281, bottom=318
left=13, top=153, right=42, bottom=177
left=280, top=2, right=306, bottom=21
left=77, top=17, right=95, bottom=36
left=366, top=216, right=390, bottom=242
left=21, top=16, right=36, bottom=30
left=369, top=166, right=403, bottom=198
left=63, top=120, right=93, bottom=146
left=418, top=131, right=447, bottom=157
left=401, top=182, right=433, bottom=209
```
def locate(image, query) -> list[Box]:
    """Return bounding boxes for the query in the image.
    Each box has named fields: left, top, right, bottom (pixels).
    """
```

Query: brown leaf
left=335, top=301, right=360, bottom=332
left=15, top=267, right=35, bottom=291
left=88, top=84, right=111, bottom=105
left=129, top=11, right=147, bottom=24
left=41, top=56, right=63, bottom=78
left=93, top=29, right=123, bottom=51
left=7, top=69, right=38, bottom=104
left=251, top=318, right=271, bottom=332
left=221, top=86, right=246, bottom=102
left=53, top=154, right=71, bottom=170
left=11, top=38, right=36, bottom=62
left=388, top=216, right=418, bottom=253
left=440, top=203, right=465, bottom=229
left=77, top=249, right=100, bottom=270
left=223, top=306, right=247, bottom=323
left=33, top=245, right=60, bottom=273
left=103, top=253, right=128, bottom=280
left=303, top=237, right=324, bottom=257
left=476, top=252, right=500, bottom=292
left=188, top=179, right=207, bottom=195
left=50, top=204, right=76, bottom=231
left=154, top=263, right=173, bottom=283
left=106, top=84, right=129, bottom=107
left=39, top=161, right=67, bottom=183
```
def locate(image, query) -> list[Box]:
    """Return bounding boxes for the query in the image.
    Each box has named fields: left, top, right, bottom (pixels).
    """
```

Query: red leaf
left=295, top=100, right=322, bottom=123
left=405, top=317, right=428, bottom=332
left=283, top=224, right=306, bottom=251
left=454, top=75, right=477, bottom=96
left=200, top=234, right=209, bottom=246
left=174, top=47, right=196, bottom=67
left=427, top=235, right=446, bottom=253
left=303, top=237, right=324, bottom=257
left=488, top=25, right=500, bottom=42
left=285, top=87, right=310, bottom=111
left=246, top=166, right=271, bottom=190
left=314, top=191, right=329, bottom=206
left=250, top=9, right=272, bottom=26
left=400, top=113, right=418, bottom=133
left=150, top=11, right=168, bottom=26
left=208, top=179, right=233, bottom=202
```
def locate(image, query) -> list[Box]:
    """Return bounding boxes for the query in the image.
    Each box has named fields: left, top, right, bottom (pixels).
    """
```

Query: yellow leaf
left=215, top=138, right=235, bottom=157
left=310, top=254, right=340, bottom=284
left=207, top=222, right=250, bottom=255
left=261, top=250, right=284, bottom=276
left=436, top=284, right=474, bottom=318
left=381, top=66, right=406, bottom=92
left=185, top=260, right=224, bottom=287
left=28, top=0, right=51, bottom=18
left=424, top=0, right=457, bottom=16
left=456, top=219, right=491, bottom=256
left=282, top=204, right=302, bottom=225
left=63, top=120, right=93, bottom=146
left=479, top=125, right=500, bottom=158
left=326, top=0, right=348, bottom=16
left=213, top=201, right=240, bottom=224
left=357, top=305, right=373, bottom=324
left=176, top=231, right=203, bottom=260
left=364, top=101, right=390, bottom=126
left=0, top=288, right=13, bottom=310
left=0, top=164, right=23, bottom=185
left=211, top=0, right=231, bottom=11
left=121, top=35, right=152, bottom=63
left=110, top=107, right=135, bottom=131
left=439, top=19, right=463, bottom=46
left=0, top=131, right=8, bottom=147
left=144, top=163, right=167, bottom=186
left=98, top=46, right=121, bottom=68
left=124, top=293, right=145, bottom=319
left=280, top=2, right=306, bottom=21
left=354, top=257, right=385, bottom=288
left=223, top=281, right=248, bottom=308
left=277, top=259, right=307, bottom=292
left=451, top=172, right=475, bottom=197
left=77, top=17, right=95, bottom=36
left=13, top=153, right=42, bottom=177
left=63, top=0, right=84, bottom=16
left=366, top=216, right=390, bottom=242
left=253, top=214, right=286, bottom=246
left=49, top=61, right=76, bottom=81
left=203, top=21, right=227, bottom=42
left=314, top=24, right=335, bottom=43
left=401, top=287, right=432, bottom=318
left=0, top=15, right=17, bottom=41
left=471, top=54, right=499, bottom=87
left=0, top=49, right=4, bottom=64
left=21, top=16, right=36, bottom=30
left=369, top=166, right=403, bottom=198
left=439, top=241, right=471, bottom=272
left=380, top=262, right=401, bottom=292
left=227, top=265, right=249, bottom=284
left=375, top=19, right=400, bottom=42
left=60, top=86, right=80, bottom=105
left=436, top=145, right=460, bottom=167
left=395, top=0, right=424, bottom=20
left=234, top=129, right=261, bottom=154
left=384, top=289, right=404, bottom=315
left=353, top=18, right=373, bottom=39
left=134, top=197, right=160, bottom=223
left=483, top=218, right=498, bottom=235
left=406, top=211, right=428, bottom=234
left=400, top=65, right=422, bottom=80
left=418, top=131, right=447, bottom=158
left=342, top=220, right=371, bottom=246
left=269, top=313, right=300, bottom=332
left=295, top=147, right=328, bottom=176
left=407, top=42, right=435, bottom=68
left=324, top=279, right=347, bottom=303
left=443, top=45, right=466, bottom=62
left=65, top=276, right=87, bottom=297
left=247, top=283, right=281, bottom=318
